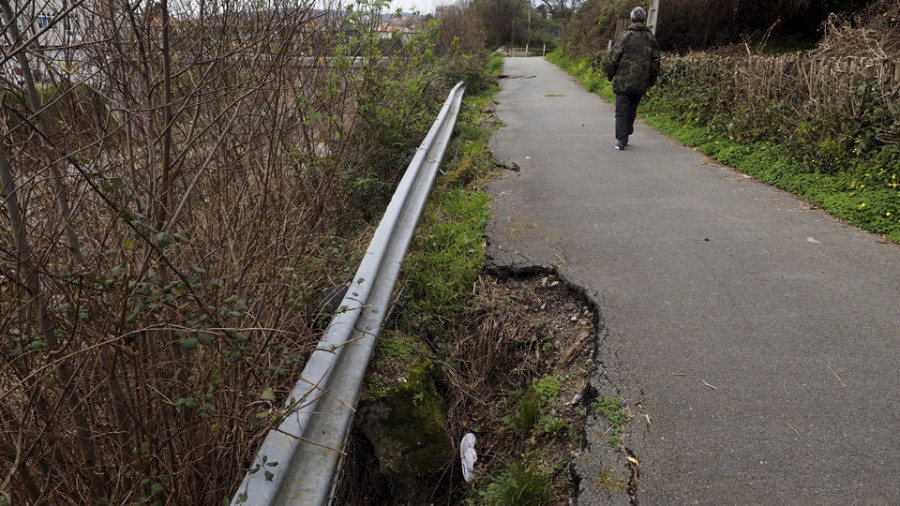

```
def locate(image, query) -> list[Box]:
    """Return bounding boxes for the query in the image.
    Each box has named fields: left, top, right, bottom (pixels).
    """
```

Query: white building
left=2, top=0, right=89, bottom=83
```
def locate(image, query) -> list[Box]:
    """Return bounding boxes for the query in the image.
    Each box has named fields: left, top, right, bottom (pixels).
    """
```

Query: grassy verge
left=338, top=52, right=597, bottom=505
left=546, top=49, right=900, bottom=244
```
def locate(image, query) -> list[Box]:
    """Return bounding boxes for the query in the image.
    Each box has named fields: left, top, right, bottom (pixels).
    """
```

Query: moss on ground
left=359, top=332, right=450, bottom=477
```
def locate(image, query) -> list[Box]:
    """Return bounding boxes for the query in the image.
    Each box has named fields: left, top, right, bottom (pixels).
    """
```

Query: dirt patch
left=336, top=270, right=600, bottom=505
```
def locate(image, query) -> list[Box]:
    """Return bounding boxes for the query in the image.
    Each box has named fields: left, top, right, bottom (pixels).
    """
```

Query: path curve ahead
left=486, top=57, right=899, bottom=505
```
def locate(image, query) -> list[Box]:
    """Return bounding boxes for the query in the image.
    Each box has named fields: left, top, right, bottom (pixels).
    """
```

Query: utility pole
left=647, top=0, right=660, bottom=35
left=528, top=0, right=531, bottom=46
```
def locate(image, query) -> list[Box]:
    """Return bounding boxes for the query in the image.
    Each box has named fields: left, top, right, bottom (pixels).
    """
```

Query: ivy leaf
left=176, top=397, right=199, bottom=410
left=225, top=330, right=248, bottom=343
left=155, top=232, right=172, bottom=247
left=180, top=337, right=200, bottom=350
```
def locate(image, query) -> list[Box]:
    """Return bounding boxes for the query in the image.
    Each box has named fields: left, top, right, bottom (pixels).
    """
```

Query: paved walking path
left=486, top=57, right=900, bottom=505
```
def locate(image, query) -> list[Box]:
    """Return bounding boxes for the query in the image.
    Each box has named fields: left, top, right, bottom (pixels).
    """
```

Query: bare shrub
left=0, top=0, right=450, bottom=503
left=434, top=1, right=487, bottom=55
left=817, top=0, right=900, bottom=57
left=563, top=0, right=632, bottom=58
left=652, top=46, right=899, bottom=175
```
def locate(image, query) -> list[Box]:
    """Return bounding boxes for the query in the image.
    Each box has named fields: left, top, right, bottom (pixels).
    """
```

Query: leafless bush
left=816, top=0, right=900, bottom=57
left=434, top=1, right=486, bottom=55
left=0, top=0, right=449, bottom=503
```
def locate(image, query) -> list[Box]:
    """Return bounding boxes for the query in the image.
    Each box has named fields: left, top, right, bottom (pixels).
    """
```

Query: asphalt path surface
left=485, top=57, right=900, bottom=505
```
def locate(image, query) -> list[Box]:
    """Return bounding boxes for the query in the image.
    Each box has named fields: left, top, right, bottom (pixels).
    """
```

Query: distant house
left=3, top=0, right=86, bottom=48
left=2, top=0, right=90, bottom=83
left=374, top=23, right=414, bottom=42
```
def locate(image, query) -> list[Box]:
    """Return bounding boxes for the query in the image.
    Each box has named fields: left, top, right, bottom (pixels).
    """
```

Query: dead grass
left=338, top=272, right=597, bottom=505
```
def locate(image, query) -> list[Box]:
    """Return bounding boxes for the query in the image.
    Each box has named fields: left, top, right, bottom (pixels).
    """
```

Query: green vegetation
left=592, top=395, right=630, bottom=451
left=533, top=375, right=563, bottom=405
left=512, top=389, right=543, bottom=431
left=343, top=52, right=595, bottom=504
left=540, top=416, right=567, bottom=437
left=478, top=459, right=555, bottom=506
left=347, top=52, right=504, bottom=497
left=547, top=49, right=900, bottom=244
left=391, top=73, right=498, bottom=336
left=360, top=332, right=450, bottom=476
left=388, top=51, right=503, bottom=336
left=508, top=375, right=566, bottom=433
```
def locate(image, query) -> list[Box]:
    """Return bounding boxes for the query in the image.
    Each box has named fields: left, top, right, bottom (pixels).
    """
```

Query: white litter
left=460, top=433, right=477, bottom=482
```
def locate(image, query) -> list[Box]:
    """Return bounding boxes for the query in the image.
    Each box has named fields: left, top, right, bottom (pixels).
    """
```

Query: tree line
left=565, top=0, right=879, bottom=56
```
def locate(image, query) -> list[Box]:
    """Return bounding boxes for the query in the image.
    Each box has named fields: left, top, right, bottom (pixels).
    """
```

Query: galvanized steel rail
left=230, top=81, right=466, bottom=506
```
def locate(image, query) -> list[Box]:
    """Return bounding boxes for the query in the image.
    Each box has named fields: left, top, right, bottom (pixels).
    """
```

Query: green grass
left=393, top=57, right=500, bottom=332
left=478, top=460, right=555, bottom=506
left=546, top=49, right=900, bottom=244
left=539, top=416, right=567, bottom=437
left=512, top=389, right=542, bottom=431
left=401, top=188, right=490, bottom=321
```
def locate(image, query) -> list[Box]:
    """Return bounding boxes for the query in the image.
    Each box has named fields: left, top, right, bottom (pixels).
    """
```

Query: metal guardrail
left=230, top=81, right=466, bottom=506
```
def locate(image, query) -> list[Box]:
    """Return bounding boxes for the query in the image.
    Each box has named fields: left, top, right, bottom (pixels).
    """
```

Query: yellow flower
left=859, top=203, right=866, bottom=209
left=886, top=212, right=893, bottom=217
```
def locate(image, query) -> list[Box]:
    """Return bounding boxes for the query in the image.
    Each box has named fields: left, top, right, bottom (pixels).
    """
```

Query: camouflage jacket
left=604, top=23, right=661, bottom=96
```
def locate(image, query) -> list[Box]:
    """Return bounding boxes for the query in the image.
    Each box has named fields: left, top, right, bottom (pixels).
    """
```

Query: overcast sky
left=390, top=0, right=444, bottom=14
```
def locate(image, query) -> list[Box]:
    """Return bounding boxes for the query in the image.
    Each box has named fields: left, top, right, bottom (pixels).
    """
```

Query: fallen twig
left=827, top=365, right=847, bottom=388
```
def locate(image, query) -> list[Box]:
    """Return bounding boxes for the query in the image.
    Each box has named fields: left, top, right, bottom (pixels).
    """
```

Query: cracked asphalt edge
left=483, top=232, right=641, bottom=506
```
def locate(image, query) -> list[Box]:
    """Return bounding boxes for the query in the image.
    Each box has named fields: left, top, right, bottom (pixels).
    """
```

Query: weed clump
left=592, top=396, right=630, bottom=451
left=480, top=460, right=555, bottom=506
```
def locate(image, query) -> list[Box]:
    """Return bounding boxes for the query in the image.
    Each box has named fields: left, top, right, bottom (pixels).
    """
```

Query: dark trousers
left=615, top=93, right=643, bottom=142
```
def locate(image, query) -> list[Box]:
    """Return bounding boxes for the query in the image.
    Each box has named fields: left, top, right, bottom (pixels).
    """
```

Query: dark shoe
left=615, top=141, right=626, bottom=150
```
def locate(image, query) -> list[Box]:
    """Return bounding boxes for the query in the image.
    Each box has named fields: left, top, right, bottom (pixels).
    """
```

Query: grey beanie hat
left=631, top=6, right=647, bottom=22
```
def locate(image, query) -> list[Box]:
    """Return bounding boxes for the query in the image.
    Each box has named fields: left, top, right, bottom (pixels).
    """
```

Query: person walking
left=604, top=6, right=660, bottom=150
